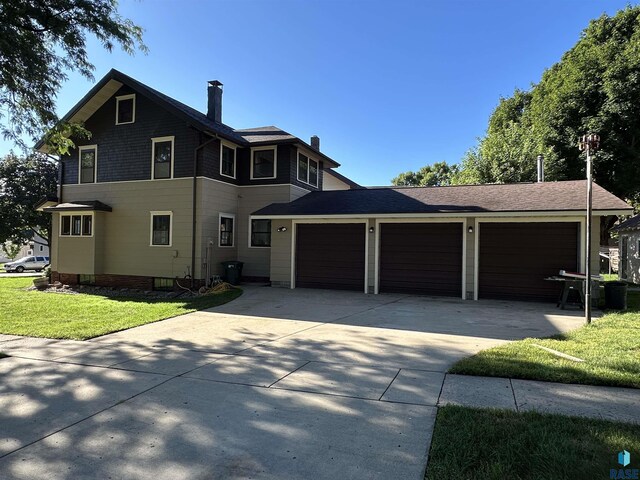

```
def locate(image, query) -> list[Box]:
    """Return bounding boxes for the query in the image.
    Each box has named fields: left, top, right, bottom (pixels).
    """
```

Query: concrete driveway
left=0, top=287, right=586, bottom=479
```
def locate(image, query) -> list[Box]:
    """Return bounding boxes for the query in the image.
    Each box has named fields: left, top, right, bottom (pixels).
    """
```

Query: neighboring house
left=612, top=214, right=640, bottom=284
left=18, top=233, right=50, bottom=258
left=252, top=181, right=632, bottom=301
left=36, top=69, right=356, bottom=290
left=323, top=169, right=361, bottom=190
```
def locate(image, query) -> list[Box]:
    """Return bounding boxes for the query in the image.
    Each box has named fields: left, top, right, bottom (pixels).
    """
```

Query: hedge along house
left=35, top=69, right=349, bottom=290
left=613, top=214, right=640, bottom=284
left=253, top=181, right=633, bottom=301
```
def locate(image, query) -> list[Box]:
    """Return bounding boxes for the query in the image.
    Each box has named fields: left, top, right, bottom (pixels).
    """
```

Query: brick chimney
left=207, top=80, right=223, bottom=123
left=310, top=135, right=320, bottom=151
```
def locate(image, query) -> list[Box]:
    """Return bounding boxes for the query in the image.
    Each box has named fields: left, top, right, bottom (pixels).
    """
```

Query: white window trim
left=297, top=151, right=318, bottom=187
left=151, top=136, right=175, bottom=180
left=149, top=211, right=173, bottom=247
left=250, top=146, right=277, bottom=180
left=248, top=218, right=271, bottom=249
left=115, top=94, right=136, bottom=125
left=59, top=212, right=94, bottom=238
left=78, top=145, right=98, bottom=184
left=219, top=212, right=236, bottom=248
left=220, top=141, right=237, bottom=179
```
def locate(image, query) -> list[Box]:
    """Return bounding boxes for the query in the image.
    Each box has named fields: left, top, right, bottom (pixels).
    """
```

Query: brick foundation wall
left=51, top=271, right=205, bottom=291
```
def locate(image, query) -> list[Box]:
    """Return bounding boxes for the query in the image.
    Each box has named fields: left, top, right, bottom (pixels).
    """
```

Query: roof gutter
left=191, top=134, right=218, bottom=287
left=250, top=209, right=634, bottom=220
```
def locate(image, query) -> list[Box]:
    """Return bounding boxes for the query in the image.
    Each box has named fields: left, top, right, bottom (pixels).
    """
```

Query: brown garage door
left=379, top=223, right=463, bottom=296
left=478, top=222, right=579, bottom=301
left=296, top=223, right=365, bottom=291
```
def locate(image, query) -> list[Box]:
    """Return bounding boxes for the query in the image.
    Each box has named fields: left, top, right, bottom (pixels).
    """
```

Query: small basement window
left=79, top=274, right=96, bottom=285
left=116, top=94, right=136, bottom=125
left=153, top=278, right=174, bottom=291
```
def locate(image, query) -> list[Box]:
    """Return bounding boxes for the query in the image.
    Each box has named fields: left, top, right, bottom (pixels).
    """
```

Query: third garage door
left=478, top=222, right=579, bottom=301
left=379, top=223, right=463, bottom=296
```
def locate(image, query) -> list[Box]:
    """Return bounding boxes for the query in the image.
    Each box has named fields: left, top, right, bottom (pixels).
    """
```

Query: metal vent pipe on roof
left=537, top=154, right=544, bottom=182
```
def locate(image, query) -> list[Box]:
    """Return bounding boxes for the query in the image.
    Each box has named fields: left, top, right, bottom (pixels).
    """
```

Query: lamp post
left=578, top=133, right=600, bottom=324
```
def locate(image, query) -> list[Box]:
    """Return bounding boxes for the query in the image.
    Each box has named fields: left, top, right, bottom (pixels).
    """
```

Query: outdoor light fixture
left=578, top=133, right=600, bottom=325
left=277, top=226, right=287, bottom=232
left=468, top=226, right=474, bottom=234
left=369, top=226, right=375, bottom=233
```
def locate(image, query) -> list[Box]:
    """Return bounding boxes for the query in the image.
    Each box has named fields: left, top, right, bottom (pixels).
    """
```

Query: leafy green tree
left=0, top=0, right=146, bottom=148
left=457, top=6, right=640, bottom=208
left=0, top=153, right=58, bottom=247
left=392, top=161, right=460, bottom=186
left=1, top=242, right=21, bottom=261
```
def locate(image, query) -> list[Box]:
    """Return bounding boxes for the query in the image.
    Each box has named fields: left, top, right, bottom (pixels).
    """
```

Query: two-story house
left=36, top=69, right=349, bottom=290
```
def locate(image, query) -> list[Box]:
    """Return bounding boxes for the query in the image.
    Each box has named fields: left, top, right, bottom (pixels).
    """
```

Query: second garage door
left=478, top=222, right=579, bottom=301
left=296, top=223, right=366, bottom=291
left=379, top=223, right=463, bottom=296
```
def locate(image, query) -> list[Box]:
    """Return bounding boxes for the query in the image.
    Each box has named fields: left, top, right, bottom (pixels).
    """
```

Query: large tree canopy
left=462, top=6, right=640, bottom=205
left=0, top=153, right=58, bottom=246
left=394, top=6, right=640, bottom=209
left=0, top=0, right=146, bottom=148
left=392, top=161, right=459, bottom=187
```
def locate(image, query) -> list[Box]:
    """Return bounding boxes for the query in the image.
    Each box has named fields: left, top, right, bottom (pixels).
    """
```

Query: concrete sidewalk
left=439, top=374, right=640, bottom=424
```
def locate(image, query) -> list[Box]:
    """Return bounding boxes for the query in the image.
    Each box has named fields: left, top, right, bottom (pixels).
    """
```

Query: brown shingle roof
left=253, top=180, right=632, bottom=216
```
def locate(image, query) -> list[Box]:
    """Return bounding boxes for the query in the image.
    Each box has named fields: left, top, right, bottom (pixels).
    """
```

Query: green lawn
left=425, top=406, right=640, bottom=480
left=450, top=291, right=640, bottom=388
left=0, top=277, right=242, bottom=340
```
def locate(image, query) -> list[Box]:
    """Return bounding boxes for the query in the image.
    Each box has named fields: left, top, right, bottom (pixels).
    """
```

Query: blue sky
left=3, top=0, right=635, bottom=185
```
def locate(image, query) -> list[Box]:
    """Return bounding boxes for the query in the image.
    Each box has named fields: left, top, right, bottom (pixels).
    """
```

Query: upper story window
left=297, top=152, right=318, bottom=187
left=251, top=147, right=276, bottom=180
left=79, top=145, right=97, bottom=184
left=150, top=211, right=172, bottom=246
left=220, top=143, right=236, bottom=179
left=116, top=94, right=136, bottom=125
left=219, top=213, right=235, bottom=247
left=152, top=136, right=174, bottom=179
left=60, top=214, right=93, bottom=237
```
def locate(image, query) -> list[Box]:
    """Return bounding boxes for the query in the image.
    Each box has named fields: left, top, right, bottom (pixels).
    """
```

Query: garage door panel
left=479, top=222, right=579, bottom=301
left=296, top=224, right=365, bottom=291
left=380, top=223, right=462, bottom=296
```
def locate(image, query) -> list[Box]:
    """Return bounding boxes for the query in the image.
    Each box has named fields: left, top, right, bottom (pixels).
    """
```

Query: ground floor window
left=219, top=213, right=235, bottom=247
left=79, top=274, right=96, bottom=285
left=60, top=214, right=93, bottom=237
left=150, top=211, right=172, bottom=246
left=250, top=219, right=271, bottom=247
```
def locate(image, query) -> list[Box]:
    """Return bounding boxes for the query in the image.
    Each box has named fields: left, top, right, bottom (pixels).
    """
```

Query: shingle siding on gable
left=61, top=86, right=199, bottom=184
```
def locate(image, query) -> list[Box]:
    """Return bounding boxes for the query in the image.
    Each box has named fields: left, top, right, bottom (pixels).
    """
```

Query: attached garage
left=478, top=222, right=579, bottom=301
left=379, top=223, right=463, bottom=296
left=295, top=223, right=366, bottom=290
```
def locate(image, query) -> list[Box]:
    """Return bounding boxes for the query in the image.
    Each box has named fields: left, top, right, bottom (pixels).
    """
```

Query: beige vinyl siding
left=197, top=178, right=238, bottom=278
left=236, top=185, right=294, bottom=278
left=323, top=172, right=351, bottom=191
left=50, top=214, right=59, bottom=271
left=465, top=217, right=475, bottom=297
left=270, top=219, right=293, bottom=286
left=62, top=180, right=193, bottom=278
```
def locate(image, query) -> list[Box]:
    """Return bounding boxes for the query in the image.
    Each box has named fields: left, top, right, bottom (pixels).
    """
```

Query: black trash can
left=604, top=281, right=628, bottom=310
left=220, top=261, right=244, bottom=285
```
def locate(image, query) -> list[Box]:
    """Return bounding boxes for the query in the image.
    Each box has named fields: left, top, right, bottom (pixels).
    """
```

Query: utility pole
left=578, top=133, right=600, bottom=324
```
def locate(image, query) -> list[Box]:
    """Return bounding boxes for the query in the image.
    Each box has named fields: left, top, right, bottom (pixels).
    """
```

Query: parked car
left=3, top=256, right=50, bottom=273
